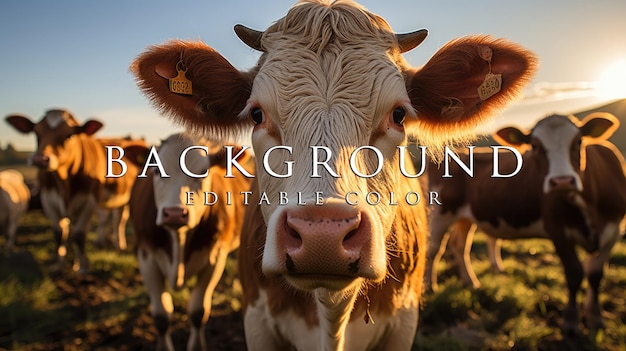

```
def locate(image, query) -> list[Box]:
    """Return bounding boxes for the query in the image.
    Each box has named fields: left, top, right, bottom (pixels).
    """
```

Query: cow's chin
left=284, top=274, right=364, bottom=292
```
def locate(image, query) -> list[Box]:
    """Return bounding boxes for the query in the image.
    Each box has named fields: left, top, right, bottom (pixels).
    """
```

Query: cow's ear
left=579, top=112, right=620, bottom=140
left=209, top=146, right=252, bottom=169
left=5, top=115, right=35, bottom=134
left=494, top=126, right=531, bottom=147
left=124, top=144, right=152, bottom=167
left=406, top=35, right=537, bottom=142
left=79, top=120, right=104, bottom=136
left=130, top=40, right=253, bottom=141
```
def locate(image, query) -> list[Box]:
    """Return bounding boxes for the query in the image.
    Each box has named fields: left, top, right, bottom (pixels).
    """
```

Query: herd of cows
left=1, top=1, right=625, bottom=350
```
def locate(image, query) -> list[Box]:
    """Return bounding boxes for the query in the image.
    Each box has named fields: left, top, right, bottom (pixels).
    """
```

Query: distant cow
left=5, top=109, right=138, bottom=273
left=94, top=137, right=148, bottom=251
left=128, top=133, right=252, bottom=351
left=0, top=169, right=30, bottom=249
left=130, top=1, right=536, bottom=349
left=427, top=113, right=626, bottom=334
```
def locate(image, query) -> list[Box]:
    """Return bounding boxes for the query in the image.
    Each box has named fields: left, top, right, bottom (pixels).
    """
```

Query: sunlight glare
left=597, top=59, right=626, bottom=100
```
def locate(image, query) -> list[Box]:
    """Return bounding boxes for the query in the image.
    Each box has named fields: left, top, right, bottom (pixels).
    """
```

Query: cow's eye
left=392, top=107, right=406, bottom=125
left=251, top=108, right=264, bottom=125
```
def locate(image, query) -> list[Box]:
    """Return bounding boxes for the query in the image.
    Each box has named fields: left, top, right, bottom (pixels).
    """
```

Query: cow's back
left=0, top=169, right=30, bottom=224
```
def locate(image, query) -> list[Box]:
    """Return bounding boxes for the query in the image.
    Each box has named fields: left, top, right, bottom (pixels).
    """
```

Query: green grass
left=418, top=232, right=626, bottom=351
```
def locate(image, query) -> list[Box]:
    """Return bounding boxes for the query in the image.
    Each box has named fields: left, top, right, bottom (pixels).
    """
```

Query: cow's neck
left=315, top=288, right=359, bottom=351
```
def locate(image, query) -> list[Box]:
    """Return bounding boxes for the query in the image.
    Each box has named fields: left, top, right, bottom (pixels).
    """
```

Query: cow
left=426, top=112, right=626, bottom=335
left=4, top=109, right=138, bottom=273
left=130, top=1, right=537, bottom=349
left=127, top=133, right=252, bottom=351
left=0, top=169, right=31, bottom=250
left=94, top=136, right=148, bottom=251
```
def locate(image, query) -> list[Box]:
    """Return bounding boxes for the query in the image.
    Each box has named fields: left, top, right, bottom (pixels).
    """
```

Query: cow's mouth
left=284, top=272, right=362, bottom=291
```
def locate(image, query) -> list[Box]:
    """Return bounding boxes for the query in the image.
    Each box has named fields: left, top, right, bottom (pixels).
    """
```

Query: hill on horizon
left=574, top=98, right=626, bottom=152
left=474, top=98, right=626, bottom=152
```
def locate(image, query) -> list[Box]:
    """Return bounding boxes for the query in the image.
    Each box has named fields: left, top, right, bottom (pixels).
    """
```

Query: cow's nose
left=282, top=207, right=367, bottom=277
left=32, top=154, right=49, bottom=168
left=548, top=176, right=576, bottom=191
left=161, top=207, right=189, bottom=228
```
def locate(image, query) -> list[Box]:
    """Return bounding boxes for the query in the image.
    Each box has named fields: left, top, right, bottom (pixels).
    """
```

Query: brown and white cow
left=95, top=136, right=148, bottom=251
left=4, top=109, right=138, bottom=273
left=130, top=1, right=536, bottom=349
left=0, top=169, right=31, bottom=249
left=426, top=113, right=626, bottom=334
left=128, top=133, right=252, bottom=351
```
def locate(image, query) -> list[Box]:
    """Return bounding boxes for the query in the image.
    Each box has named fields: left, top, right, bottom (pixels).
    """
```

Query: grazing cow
left=128, top=133, right=252, bottom=351
left=94, top=137, right=148, bottom=251
left=130, top=1, right=536, bottom=349
left=0, top=169, right=31, bottom=249
left=4, top=109, right=134, bottom=273
left=426, top=113, right=626, bottom=334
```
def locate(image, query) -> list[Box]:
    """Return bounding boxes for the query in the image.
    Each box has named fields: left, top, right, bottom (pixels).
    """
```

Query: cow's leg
left=487, top=237, right=505, bottom=273
left=552, top=239, right=583, bottom=335
left=186, top=248, right=229, bottom=351
left=583, top=224, right=620, bottom=331
left=113, top=204, right=130, bottom=251
left=447, top=219, right=481, bottom=289
left=424, top=212, right=456, bottom=292
left=94, top=207, right=110, bottom=248
left=68, top=195, right=96, bottom=275
left=40, top=190, right=69, bottom=271
left=5, top=218, right=19, bottom=250
left=138, top=249, right=174, bottom=351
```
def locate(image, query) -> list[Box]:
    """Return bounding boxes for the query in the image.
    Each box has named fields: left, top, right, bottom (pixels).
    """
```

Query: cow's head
left=131, top=0, right=536, bottom=292
left=154, top=134, right=222, bottom=230
left=5, top=109, right=103, bottom=171
left=131, top=133, right=249, bottom=288
left=495, top=112, right=619, bottom=193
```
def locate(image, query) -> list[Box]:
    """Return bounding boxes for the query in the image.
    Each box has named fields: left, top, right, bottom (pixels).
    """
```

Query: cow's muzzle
left=160, top=207, right=189, bottom=228
left=31, top=154, right=50, bottom=168
left=548, top=175, right=577, bottom=192
left=266, top=203, right=382, bottom=290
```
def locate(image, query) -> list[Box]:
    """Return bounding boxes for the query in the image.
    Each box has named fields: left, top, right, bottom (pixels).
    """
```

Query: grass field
left=1, top=165, right=625, bottom=350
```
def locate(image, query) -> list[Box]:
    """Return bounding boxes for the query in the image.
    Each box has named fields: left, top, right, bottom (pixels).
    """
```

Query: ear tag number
left=478, top=72, right=502, bottom=101
left=169, top=60, right=193, bottom=95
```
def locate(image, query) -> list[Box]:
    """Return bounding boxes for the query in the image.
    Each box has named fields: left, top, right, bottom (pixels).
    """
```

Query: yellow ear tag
left=478, top=72, right=502, bottom=101
left=477, top=46, right=502, bottom=101
left=169, top=60, right=193, bottom=95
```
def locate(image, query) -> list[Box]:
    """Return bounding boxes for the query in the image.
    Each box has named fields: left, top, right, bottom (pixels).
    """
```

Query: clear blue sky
left=2, top=0, right=626, bottom=150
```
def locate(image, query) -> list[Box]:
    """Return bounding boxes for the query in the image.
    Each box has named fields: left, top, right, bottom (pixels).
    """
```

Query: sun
left=596, top=59, right=626, bottom=100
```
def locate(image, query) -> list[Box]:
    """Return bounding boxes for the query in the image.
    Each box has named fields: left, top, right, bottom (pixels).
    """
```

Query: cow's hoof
left=561, top=320, right=580, bottom=338
left=583, top=314, right=605, bottom=332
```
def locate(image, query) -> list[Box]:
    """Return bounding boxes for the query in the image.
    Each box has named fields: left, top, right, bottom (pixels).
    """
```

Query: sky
left=1, top=0, right=626, bottom=150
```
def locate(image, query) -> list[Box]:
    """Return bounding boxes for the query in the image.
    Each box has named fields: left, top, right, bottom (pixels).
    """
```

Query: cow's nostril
left=288, top=227, right=301, bottom=240
left=549, top=176, right=576, bottom=190
left=344, top=229, right=358, bottom=241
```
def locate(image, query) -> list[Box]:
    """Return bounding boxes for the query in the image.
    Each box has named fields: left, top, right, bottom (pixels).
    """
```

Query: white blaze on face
left=44, top=110, right=73, bottom=129
left=532, top=116, right=582, bottom=193
left=245, top=18, right=415, bottom=289
left=152, top=134, right=212, bottom=229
